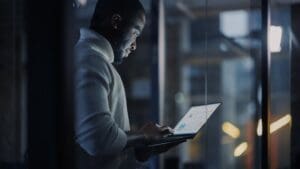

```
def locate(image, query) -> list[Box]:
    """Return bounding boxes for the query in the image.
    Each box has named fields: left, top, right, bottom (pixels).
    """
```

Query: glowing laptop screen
left=173, top=103, right=221, bottom=135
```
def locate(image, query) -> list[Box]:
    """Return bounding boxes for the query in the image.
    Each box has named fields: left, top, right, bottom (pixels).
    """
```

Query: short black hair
left=90, top=0, right=145, bottom=31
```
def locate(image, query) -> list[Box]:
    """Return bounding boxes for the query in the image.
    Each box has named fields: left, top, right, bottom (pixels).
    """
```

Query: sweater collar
left=79, top=28, right=114, bottom=63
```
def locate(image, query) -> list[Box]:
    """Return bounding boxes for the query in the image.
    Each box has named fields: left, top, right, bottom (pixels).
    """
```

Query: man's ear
left=111, top=14, right=122, bottom=30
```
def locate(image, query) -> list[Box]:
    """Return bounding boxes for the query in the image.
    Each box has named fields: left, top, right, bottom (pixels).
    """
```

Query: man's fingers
left=160, top=126, right=174, bottom=135
left=155, top=123, right=162, bottom=128
left=142, top=123, right=174, bottom=141
left=161, top=126, right=173, bottom=132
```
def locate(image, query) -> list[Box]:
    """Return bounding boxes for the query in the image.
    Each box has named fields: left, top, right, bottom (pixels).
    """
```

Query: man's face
left=113, top=11, right=146, bottom=64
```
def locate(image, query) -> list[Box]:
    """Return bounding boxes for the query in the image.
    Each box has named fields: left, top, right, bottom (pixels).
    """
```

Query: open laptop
left=147, top=103, right=221, bottom=147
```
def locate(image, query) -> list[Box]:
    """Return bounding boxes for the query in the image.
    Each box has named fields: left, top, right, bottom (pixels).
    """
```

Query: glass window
left=163, top=0, right=260, bottom=168
left=269, top=1, right=299, bottom=169
left=162, top=0, right=300, bottom=169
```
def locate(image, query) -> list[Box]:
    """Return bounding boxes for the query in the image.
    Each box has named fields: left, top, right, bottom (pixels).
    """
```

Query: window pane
left=269, top=1, right=300, bottom=169
left=163, top=0, right=261, bottom=168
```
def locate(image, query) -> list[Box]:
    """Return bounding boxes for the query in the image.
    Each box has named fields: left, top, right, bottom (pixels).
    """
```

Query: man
left=74, top=0, right=183, bottom=168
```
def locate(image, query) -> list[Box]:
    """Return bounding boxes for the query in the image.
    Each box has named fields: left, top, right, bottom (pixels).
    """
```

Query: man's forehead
left=137, top=13, right=146, bottom=25
left=131, top=12, right=146, bottom=30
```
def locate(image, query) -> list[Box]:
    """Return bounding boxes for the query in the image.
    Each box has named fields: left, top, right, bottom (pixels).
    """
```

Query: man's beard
left=114, top=50, right=124, bottom=65
left=113, top=46, right=126, bottom=65
left=114, top=55, right=124, bottom=65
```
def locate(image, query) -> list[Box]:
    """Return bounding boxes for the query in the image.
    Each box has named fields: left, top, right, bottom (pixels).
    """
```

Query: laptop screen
left=173, top=103, right=221, bottom=135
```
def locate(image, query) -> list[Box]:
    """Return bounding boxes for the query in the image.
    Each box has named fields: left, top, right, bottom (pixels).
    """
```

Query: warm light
left=270, top=114, right=291, bottom=133
left=222, top=122, right=240, bottom=139
left=234, top=142, right=248, bottom=157
left=269, top=26, right=283, bottom=53
left=257, top=115, right=291, bottom=136
left=257, top=119, right=262, bottom=136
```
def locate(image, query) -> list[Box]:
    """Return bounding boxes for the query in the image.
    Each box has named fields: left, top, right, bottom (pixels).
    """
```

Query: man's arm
left=75, top=55, right=127, bottom=156
left=125, top=132, right=145, bottom=148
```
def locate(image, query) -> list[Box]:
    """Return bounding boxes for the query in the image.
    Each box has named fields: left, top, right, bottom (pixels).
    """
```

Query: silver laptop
left=147, top=103, right=221, bottom=147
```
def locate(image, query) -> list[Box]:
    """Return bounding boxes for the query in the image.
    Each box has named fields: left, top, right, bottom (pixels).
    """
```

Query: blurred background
left=1, top=0, right=300, bottom=169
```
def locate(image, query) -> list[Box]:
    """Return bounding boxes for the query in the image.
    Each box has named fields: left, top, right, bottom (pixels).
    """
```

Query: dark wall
left=26, top=0, right=75, bottom=169
left=0, top=0, right=25, bottom=166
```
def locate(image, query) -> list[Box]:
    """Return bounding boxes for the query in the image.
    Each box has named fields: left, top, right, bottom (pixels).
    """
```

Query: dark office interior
left=1, top=0, right=300, bottom=169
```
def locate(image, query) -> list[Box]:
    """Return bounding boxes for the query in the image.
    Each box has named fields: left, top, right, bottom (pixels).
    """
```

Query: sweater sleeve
left=74, top=54, right=127, bottom=156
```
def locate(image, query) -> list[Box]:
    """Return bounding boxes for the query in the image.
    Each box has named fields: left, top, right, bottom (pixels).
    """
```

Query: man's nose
left=130, top=41, right=137, bottom=51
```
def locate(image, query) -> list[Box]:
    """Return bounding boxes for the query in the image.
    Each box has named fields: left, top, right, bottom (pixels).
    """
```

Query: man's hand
left=134, top=122, right=185, bottom=162
left=125, top=122, right=173, bottom=149
left=125, top=122, right=183, bottom=162
left=134, top=139, right=186, bottom=162
left=139, top=122, right=173, bottom=143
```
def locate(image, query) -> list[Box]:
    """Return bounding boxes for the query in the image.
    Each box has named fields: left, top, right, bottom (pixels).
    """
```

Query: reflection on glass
left=222, top=122, right=240, bottom=139
left=164, top=0, right=258, bottom=168
left=256, top=114, right=291, bottom=136
left=220, top=10, right=249, bottom=38
left=270, top=114, right=291, bottom=134
left=269, top=25, right=283, bottom=53
left=234, top=142, right=248, bottom=157
left=257, top=119, right=263, bottom=136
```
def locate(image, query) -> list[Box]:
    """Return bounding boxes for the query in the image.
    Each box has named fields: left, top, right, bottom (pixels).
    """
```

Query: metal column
left=261, top=0, right=271, bottom=168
